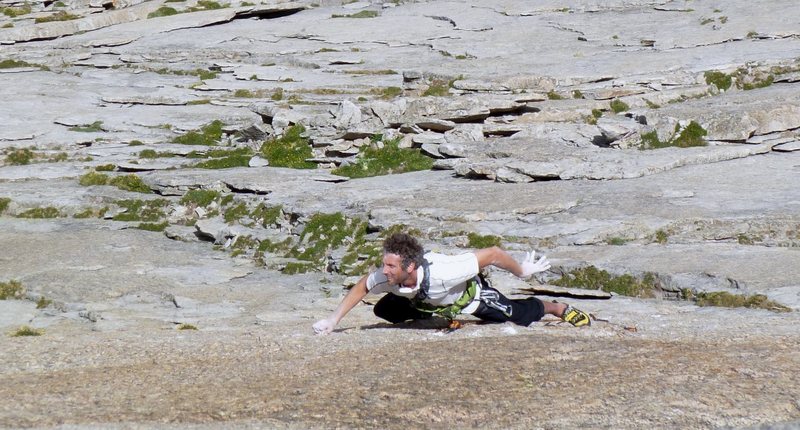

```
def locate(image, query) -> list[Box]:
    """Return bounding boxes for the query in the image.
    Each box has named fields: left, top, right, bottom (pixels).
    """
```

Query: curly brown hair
left=382, top=233, right=424, bottom=269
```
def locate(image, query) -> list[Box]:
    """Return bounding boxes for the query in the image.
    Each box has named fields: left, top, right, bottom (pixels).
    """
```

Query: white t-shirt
left=366, top=251, right=482, bottom=314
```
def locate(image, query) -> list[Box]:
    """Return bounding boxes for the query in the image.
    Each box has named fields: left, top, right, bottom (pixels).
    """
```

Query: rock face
left=1, top=1, right=800, bottom=429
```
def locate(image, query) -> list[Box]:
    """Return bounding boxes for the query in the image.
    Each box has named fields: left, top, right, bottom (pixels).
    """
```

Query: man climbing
left=312, top=232, right=591, bottom=335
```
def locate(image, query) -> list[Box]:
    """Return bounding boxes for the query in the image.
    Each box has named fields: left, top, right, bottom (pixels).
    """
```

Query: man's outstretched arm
left=312, top=274, right=369, bottom=335
left=473, top=246, right=550, bottom=278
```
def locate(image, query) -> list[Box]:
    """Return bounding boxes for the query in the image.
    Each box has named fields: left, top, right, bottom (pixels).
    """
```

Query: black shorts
left=471, top=286, right=545, bottom=326
left=373, top=286, right=545, bottom=327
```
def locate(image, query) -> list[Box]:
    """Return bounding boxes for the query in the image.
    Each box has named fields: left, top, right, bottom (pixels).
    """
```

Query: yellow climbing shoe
left=562, top=304, right=591, bottom=327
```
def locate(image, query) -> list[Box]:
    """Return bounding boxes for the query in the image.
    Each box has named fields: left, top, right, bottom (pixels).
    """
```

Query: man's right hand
left=519, top=251, right=551, bottom=278
left=312, top=318, right=336, bottom=335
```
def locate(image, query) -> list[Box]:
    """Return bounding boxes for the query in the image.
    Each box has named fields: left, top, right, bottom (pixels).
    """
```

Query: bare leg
left=542, top=301, right=567, bottom=317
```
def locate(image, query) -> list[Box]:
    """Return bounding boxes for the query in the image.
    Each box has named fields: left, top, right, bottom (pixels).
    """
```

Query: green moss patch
left=552, top=266, right=658, bottom=298
left=704, top=70, right=732, bottom=91
left=0, top=280, right=24, bottom=300
left=69, top=121, right=104, bottom=132
left=467, top=232, right=502, bottom=248
left=173, top=120, right=224, bottom=146
left=331, top=138, right=433, bottom=178
left=10, top=326, right=43, bottom=337
left=180, top=189, right=221, bottom=207
left=177, top=323, right=198, bottom=330
left=223, top=202, right=249, bottom=224
left=79, top=171, right=109, bottom=186
left=73, top=207, right=108, bottom=219
left=109, top=174, right=151, bottom=193
left=371, top=86, right=403, bottom=99
left=18, top=207, right=61, bottom=219
left=3, top=4, right=31, bottom=17
left=260, top=124, right=315, bottom=169
left=5, top=148, right=35, bottom=165
left=683, top=290, right=791, bottom=312
left=136, top=221, right=169, bottom=232
left=250, top=203, right=282, bottom=227
left=610, top=99, right=629, bottom=113
left=112, top=199, right=168, bottom=222
left=148, top=6, right=179, bottom=18
left=0, top=59, right=36, bottom=68
left=36, top=296, right=52, bottom=309
left=192, top=154, right=251, bottom=169
left=639, top=121, right=707, bottom=149
left=139, top=149, right=176, bottom=159
left=422, top=78, right=456, bottom=97
left=0, top=197, right=11, bottom=215
left=332, top=10, right=378, bottom=18
left=34, top=10, right=80, bottom=23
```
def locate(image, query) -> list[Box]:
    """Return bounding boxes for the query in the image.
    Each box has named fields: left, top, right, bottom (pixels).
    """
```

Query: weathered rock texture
left=1, top=0, right=799, bottom=428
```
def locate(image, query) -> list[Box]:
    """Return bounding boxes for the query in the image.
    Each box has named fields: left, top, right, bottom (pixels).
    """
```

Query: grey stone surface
left=2, top=1, right=800, bottom=428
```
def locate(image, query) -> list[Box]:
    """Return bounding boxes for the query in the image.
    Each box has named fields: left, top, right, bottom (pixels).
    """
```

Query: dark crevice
left=236, top=6, right=305, bottom=20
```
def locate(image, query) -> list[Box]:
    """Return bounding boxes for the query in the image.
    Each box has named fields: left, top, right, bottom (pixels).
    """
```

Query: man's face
left=382, top=252, right=415, bottom=287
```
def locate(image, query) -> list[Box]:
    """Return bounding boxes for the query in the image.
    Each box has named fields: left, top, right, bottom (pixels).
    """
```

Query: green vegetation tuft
left=741, top=74, right=774, bottom=91
left=372, top=86, right=403, bottom=99
left=113, top=199, right=168, bottom=222
left=332, top=10, right=379, bottom=18
left=467, top=232, right=502, bottom=248
left=552, top=266, right=658, bottom=298
left=572, top=90, right=584, bottom=99
left=177, top=323, right=198, bottom=330
left=278, top=214, right=372, bottom=276
left=79, top=171, right=109, bottom=186
left=422, top=79, right=455, bottom=97
left=5, top=148, right=35, bottom=165
left=34, top=10, right=80, bottom=23
left=610, top=99, right=629, bottom=113
left=172, top=120, right=224, bottom=146
left=109, top=174, right=151, bottom=193
left=655, top=229, right=668, bottom=244
left=0, top=280, right=25, bottom=300
left=180, top=189, right=220, bottom=207
left=136, top=221, right=169, bottom=232
left=73, top=207, right=108, bottom=219
left=260, top=124, right=316, bottom=169
left=331, top=138, right=433, bottom=178
left=606, top=237, right=628, bottom=246
left=250, top=203, right=282, bottom=227
left=292, top=212, right=352, bottom=262
left=10, top=326, right=43, bottom=337
left=639, top=121, right=707, bottom=149
left=223, top=202, right=248, bottom=223
left=0, top=59, right=35, bottom=68
left=3, top=4, right=31, bottom=17
left=193, top=0, right=225, bottom=9
left=192, top=154, right=251, bottom=169
left=18, top=207, right=61, bottom=218
left=704, top=70, right=732, bottom=91
left=682, top=290, right=791, bottom=312
left=69, top=121, right=104, bottom=132
left=0, top=197, right=10, bottom=215
left=547, top=91, right=564, bottom=100
left=148, top=6, right=179, bottom=18
left=283, top=261, right=315, bottom=274
left=36, top=296, right=52, bottom=309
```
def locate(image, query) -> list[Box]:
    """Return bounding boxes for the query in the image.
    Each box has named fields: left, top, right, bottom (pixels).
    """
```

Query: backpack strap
left=415, top=257, right=432, bottom=302
left=412, top=256, right=480, bottom=321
